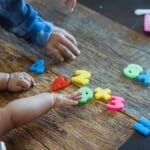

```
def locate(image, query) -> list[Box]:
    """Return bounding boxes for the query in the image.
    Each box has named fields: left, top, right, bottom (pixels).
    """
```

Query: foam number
left=78, top=87, right=93, bottom=105
left=94, top=87, right=111, bottom=102
left=106, top=96, right=125, bottom=111
left=123, top=64, right=143, bottom=79
left=144, top=14, right=150, bottom=32
left=137, top=70, right=150, bottom=86
left=133, top=116, right=150, bottom=136
left=51, top=76, right=70, bottom=91
left=29, top=59, right=45, bottom=74
left=71, top=70, right=91, bottom=86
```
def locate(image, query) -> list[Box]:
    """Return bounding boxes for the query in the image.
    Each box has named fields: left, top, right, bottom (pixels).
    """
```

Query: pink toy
left=106, top=96, right=125, bottom=111
left=144, top=14, right=150, bottom=32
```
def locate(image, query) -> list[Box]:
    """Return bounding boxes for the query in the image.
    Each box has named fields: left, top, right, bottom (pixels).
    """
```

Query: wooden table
left=0, top=0, right=150, bottom=149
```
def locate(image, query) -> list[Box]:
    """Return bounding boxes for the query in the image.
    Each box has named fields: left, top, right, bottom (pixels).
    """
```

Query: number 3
left=106, top=96, right=125, bottom=111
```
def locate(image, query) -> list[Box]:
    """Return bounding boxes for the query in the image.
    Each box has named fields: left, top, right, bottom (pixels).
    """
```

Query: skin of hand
left=0, top=92, right=82, bottom=137
left=45, top=26, right=80, bottom=62
left=0, top=73, right=10, bottom=90
left=62, top=0, right=77, bottom=11
left=7, top=72, right=35, bottom=92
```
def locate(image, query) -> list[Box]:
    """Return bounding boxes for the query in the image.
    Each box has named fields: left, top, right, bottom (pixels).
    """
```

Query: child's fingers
left=51, top=48, right=64, bottom=62
left=31, top=77, right=36, bottom=86
left=52, top=93, right=82, bottom=108
left=64, top=35, right=80, bottom=57
left=62, top=30, right=77, bottom=47
left=67, top=92, right=82, bottom=100
left=24, top=74, right=36, bottom=87
left=63, top=99, right=78, bottom=106
left=18, top=79, right=30, bottom=90
left=26, top=77, right=36, bottom=87
left=57, top=44, right=76, bottom=60
left=61, top=35, right=80, bottom=56
left=45, top=26, right=80, bottom=62
left=51, top=26, right=79, bottom=53
left=27, top=74, right=36, bottom=86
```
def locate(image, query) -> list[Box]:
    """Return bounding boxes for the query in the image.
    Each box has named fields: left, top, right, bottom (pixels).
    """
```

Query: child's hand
left=7, top=72, right=35, bottom=92
left=45, top=26, right=80, bottom=62
left=62, top=0, right=77, bottom=11
left=50, top=92, right=82, bottom=108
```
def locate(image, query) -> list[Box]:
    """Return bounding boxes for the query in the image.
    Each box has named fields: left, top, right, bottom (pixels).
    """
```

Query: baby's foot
left=7, top=72, right=36, bottom=92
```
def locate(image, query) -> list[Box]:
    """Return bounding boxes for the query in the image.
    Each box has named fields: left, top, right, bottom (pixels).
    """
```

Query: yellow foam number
left=71, top=70, right=91, bottom=86
left=94, top=87, right=112, bottom=102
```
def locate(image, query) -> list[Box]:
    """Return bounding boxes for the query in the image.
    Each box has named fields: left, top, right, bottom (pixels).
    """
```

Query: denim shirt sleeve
left=0, top=0, right=53, bottom=47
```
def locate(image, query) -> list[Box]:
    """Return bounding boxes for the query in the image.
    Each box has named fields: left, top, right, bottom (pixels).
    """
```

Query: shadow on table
left=119, top=132, right=150, bottom=150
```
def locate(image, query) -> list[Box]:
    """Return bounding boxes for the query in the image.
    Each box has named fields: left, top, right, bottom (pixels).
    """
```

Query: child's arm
left=0, top=0, right=80, bottom=62
left=0, top=72, right=35, bottom=92
left=0, top=92, right=81, bottom=137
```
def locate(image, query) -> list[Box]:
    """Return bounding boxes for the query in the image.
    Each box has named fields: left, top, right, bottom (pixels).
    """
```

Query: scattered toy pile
left=29, top=59, right=150, bottom=136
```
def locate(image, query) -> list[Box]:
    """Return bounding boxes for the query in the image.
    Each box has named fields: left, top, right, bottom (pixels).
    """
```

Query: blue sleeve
left=0, top=0, right=53, bottom=47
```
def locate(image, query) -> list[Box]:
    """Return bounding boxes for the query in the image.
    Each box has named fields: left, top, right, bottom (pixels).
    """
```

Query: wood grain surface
left=0, top=0, right=149, bottom=149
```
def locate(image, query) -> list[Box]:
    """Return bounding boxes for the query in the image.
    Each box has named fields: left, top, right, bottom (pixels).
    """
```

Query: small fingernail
left=72, top=55, right=76, bottom=60
left=77, top=50, right=80, bottom=54
left=71, top=8, right=74, bottom=11
left=61, top=58, right=64, bottom=62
